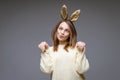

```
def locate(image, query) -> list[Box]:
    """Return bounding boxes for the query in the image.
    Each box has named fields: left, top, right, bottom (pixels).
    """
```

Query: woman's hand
left=38, top=41, right=49, bottom=52
left=76, top=41, right=86, bottom=52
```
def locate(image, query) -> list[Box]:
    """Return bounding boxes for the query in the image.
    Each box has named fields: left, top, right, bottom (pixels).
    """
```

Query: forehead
left=59, top=22, right=70, bottom=29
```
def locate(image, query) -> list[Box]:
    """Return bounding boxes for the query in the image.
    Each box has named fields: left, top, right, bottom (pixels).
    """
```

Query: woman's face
left=56, top=22, right=70, bottom=44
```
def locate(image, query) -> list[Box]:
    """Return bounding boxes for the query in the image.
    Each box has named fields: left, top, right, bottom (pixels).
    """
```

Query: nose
left=61, top=30, right=65, bottom=34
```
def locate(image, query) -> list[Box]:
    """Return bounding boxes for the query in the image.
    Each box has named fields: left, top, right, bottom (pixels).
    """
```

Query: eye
left=58, top=27, right=63, bottom=30
left=65, top=29, right=69, bottom=33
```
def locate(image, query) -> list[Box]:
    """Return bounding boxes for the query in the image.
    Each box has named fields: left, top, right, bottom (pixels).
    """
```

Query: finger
left=77, top=43, right=85, bottom=49
left=44, top=42, right=49, bottom=49
left=41, top=47, right=45, bottom=52
left=79, top=41, right=86, bottom=46
left=38, top=42, right=45, bottom=50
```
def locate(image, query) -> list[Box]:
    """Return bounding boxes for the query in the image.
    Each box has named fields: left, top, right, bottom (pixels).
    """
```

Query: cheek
left=65, top=33, right=70, bottom=38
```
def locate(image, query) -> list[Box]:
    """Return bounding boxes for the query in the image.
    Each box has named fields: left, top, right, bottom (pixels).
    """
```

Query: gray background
left=0, top=0, right=120, bottom=80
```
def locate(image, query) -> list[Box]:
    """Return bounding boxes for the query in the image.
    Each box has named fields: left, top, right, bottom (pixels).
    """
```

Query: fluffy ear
left=70, top=9, right=80, bottom=22
left=61, top=4, right=68, bottom=20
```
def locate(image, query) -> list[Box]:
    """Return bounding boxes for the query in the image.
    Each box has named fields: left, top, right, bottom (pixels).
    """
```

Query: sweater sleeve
left=75, top=47, right=89, bottom=74
left=40, top=47, right=53, bottom=74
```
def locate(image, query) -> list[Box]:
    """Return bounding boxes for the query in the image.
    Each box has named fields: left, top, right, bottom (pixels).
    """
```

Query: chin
left=58, top=38, right=65, bottom=42
left=58, top=39, right=64, bottom=42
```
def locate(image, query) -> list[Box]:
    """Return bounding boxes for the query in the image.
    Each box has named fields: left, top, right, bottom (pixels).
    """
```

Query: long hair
left=52, top=20, right=77, bottom=51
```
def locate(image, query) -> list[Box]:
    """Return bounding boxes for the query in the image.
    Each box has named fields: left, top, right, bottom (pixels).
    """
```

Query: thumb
left=44, top=42, right=49, bottom=50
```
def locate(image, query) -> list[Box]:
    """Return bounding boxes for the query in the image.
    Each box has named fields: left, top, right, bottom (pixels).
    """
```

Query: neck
left=59, top=41, right=67, bottom=45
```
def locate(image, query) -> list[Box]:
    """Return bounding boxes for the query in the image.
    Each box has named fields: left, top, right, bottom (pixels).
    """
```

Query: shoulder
left=68, top=46, right=76, bottom=52
left=68, top=46, right=84, bottom=53
left=48, top=46, right=54, bottom=52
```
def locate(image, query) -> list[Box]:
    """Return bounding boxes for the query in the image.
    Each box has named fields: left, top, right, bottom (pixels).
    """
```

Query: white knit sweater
left=40, top=45, right=89, bottom=80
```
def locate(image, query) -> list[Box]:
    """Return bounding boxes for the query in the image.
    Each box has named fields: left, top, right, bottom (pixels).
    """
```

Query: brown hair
left=52, top=20, right=77, bottom=51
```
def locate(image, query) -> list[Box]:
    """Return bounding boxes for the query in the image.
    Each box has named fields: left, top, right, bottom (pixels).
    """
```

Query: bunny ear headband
left=61, top=4, right=80, bottom=22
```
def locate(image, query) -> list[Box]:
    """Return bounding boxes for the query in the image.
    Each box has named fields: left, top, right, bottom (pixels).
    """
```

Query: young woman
left=38, top=5, right=89, bottom=80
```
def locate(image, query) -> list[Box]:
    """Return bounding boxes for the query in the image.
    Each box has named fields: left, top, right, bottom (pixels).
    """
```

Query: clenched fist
left=38, top=41, right=49, bottom=52
left=76, top=41, right=86, bottom=52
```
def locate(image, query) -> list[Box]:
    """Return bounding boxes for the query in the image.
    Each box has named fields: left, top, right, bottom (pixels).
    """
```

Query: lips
left=57, top=35, right=65, bottom=41
left=59, top=35, right=64, bottom=39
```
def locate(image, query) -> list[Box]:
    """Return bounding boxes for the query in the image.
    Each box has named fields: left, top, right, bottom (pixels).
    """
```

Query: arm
left=38, top=42, right=53, bottom=74
left=75, top=41, right=90, bottom=74
left=40, top=48, right=53, bottom=74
